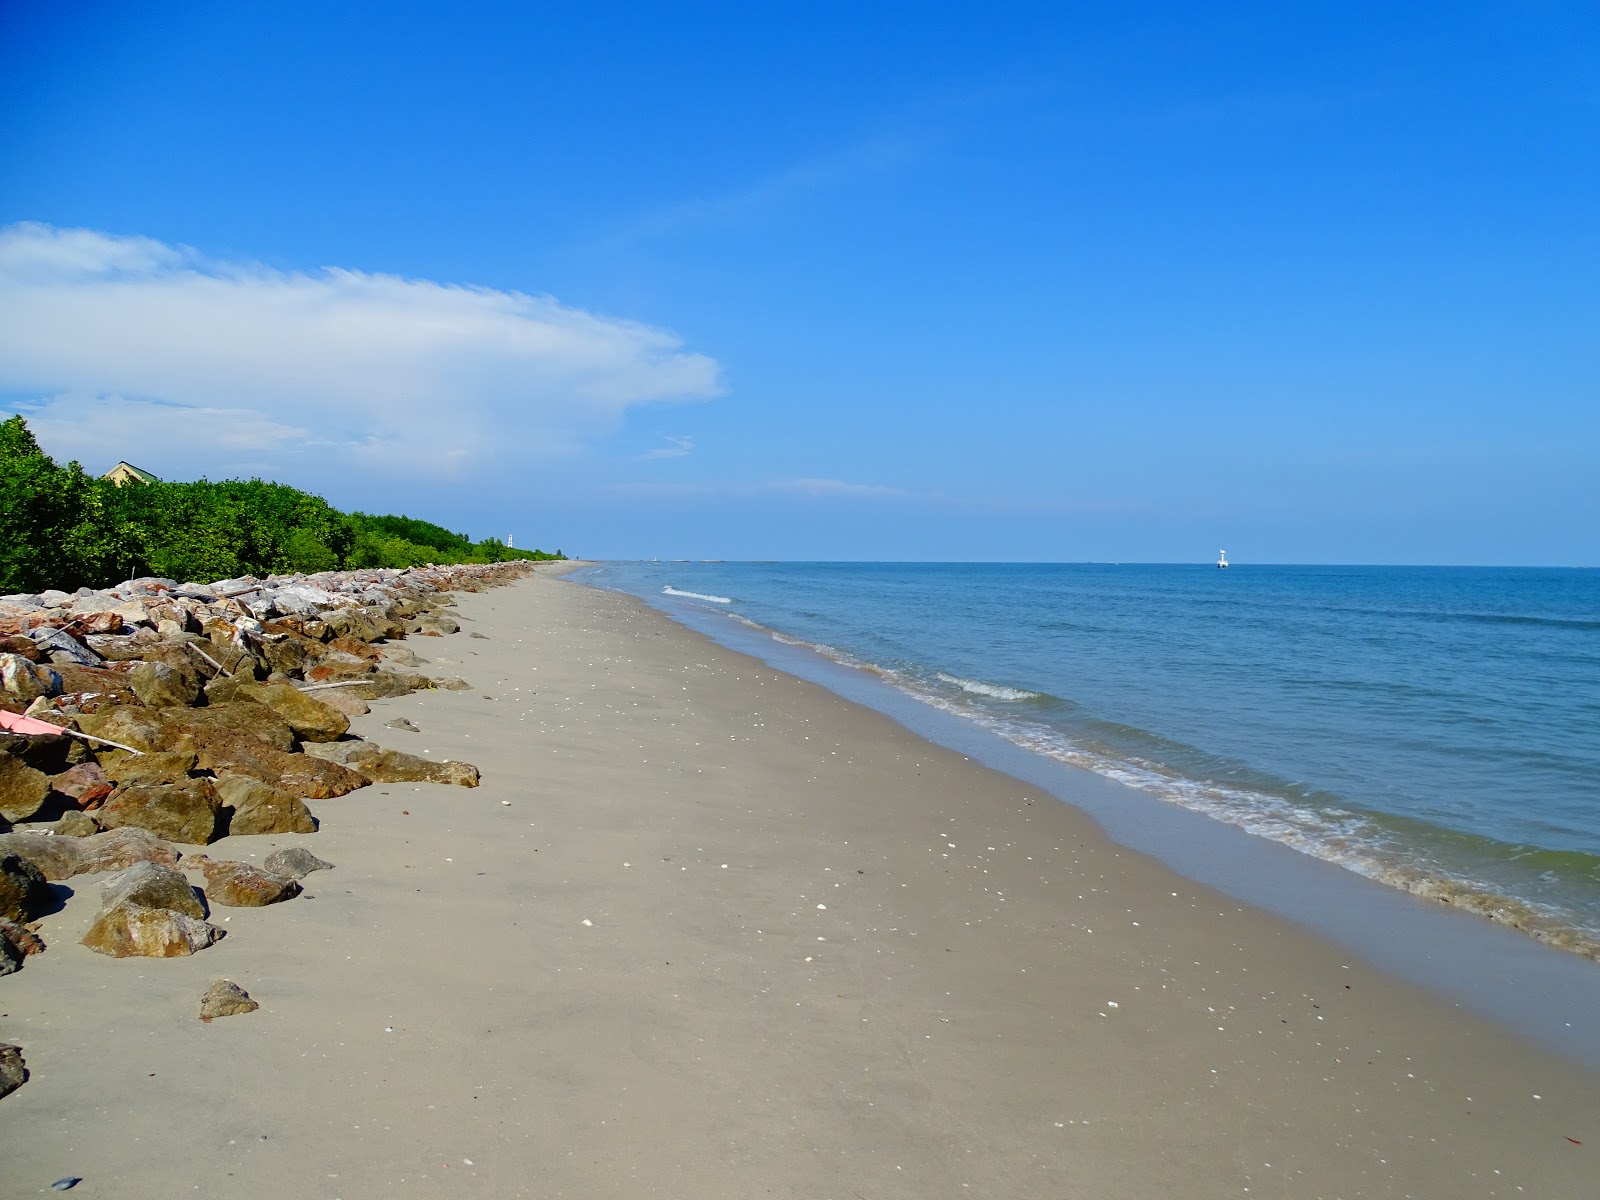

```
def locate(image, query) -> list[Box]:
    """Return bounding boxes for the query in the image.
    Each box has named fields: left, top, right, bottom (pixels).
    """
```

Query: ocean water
left=576, top=562, right=1600, bottom=961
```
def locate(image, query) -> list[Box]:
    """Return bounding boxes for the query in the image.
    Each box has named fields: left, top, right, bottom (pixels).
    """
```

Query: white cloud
left=0, top=222, right=722, bottom=479
left=638, top=434, right=695, bottom=461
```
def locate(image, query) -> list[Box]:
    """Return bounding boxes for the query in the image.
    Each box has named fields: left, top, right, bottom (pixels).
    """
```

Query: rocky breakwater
left=0, top=561, right=530, bottom=1095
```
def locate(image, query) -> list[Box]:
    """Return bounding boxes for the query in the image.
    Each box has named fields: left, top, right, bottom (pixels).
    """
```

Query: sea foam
left=935, top=672, right=1043, bottom=701
left=663, top=586, right=733, bottom=604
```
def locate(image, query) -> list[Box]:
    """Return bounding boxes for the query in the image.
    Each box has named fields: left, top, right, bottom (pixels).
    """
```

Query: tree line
left=0, top=416, right=563, bottom=593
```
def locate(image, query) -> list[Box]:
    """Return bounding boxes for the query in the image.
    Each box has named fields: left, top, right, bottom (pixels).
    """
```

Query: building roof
left=102, top=461, right=160, bottom=485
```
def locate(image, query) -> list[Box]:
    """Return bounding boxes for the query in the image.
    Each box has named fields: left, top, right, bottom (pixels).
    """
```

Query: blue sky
left=1, top=1, right=1596, bottom=563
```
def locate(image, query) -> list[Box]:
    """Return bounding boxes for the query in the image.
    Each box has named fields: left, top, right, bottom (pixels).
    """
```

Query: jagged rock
left=49, top=762, right=112, bottom=809
left=263, top=847, right=332, bottom=878
left=0, top=853, right=50, bottom=922
left=81, top=903, right=223, bottom=958
left=384, top=718, right=419, bottom=732
left=410, top=615, right=460, bottom=636
left=54, top=663, right=139, bottom=702
left=130, top=660, right=200, bottom=708
left=0, top=832, right=80, bottom=878
left=214, top=775, right=317, bottom=835
left=0, top=756, right=50, bottom=823
left=99, top=779, right=225, bottom=845
left=200, top=979, right=259, bottom=1020
left=200, top=858, right=300, bottom=907
left=0, top=916, right=44, bottom=957
left=0, top=1043, right=26, bottom=1099
left=74, top=706, right=169, bottom=753
left=53, top=810, right=99, bottom=837
left=99, top=861, right=206, bottom=919
left=379, top=645, right=425, bottom=667
left=316, top=689, right=371, bottom=717
left=195, top=736, right=365, bottom=799
left=0, top=635, right=42, bottom=661
left=0, top=916, right=45, bottom=958
left=169, top=702, right=297, bottom=753
left=32, top=627, right=101, bottom=667
left=103, top=751, right=198, bottom=788
left=74, top=826, right=183, bottom=876
left=0, top=652, right=62, bottom=702
left=327, top=635, right=382, bottom=661
left=245, top=681, right=349, bottom=742
left=347, top=744, right=479, bottom=788
left=0, top=929, right=20, bottom=975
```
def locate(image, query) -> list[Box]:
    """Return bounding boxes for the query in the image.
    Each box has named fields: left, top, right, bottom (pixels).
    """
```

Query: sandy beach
left=4, top=566, right=1598, bottom=1198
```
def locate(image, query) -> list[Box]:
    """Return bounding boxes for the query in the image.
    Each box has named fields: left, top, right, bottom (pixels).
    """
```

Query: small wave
left=935, top=672, right=1044, bottom=702
left=662, top=586, right=733, bottom=604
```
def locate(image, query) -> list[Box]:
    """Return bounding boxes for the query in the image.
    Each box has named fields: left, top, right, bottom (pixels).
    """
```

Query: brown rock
left=54, top=663, right=139, bottom=702
left=81, top=903, right=223, bottom=957
left=200, top=979, right=259, bottom=1021
left=196, top=734, right=365, bottom=798
left=0, top=756, right=50, bottom=823
left=200, top=858, right=300, bottom=907
left=214, top=775, right=317, bottom=835
left=252, top=681, right=349, bottom=742
left=0, top=1043, right=27, bottom=1099
left=316, top=688, right=371, bottom=717
left=76, top=826, right=184, bottom=875
left=74, top=706, right=170, bottom=754
left=99, top=861, right=206, bottom=918
left=49, top=761, right=112, bottom=808
left=0, top=635, right=42, bottom=661
left=345, top=744, right=479, bottom=788
left=264, top=846, right=332, bottom=878
left=0, top=915, right=44, bottom=957
left=104, top=750, right=198, bottom=787
left=169, top=702, right=297, bottom=753
left=99, top=779, right=225, bottom=845
left=131, top=660, right=201, bottom=708
left=327, top=635, right=382, bottom=661
left=53, top=809, right=99, bottom=837
left=0, top=831, right=81, bottom=878
left=0, top=853, right=50, bottom=922
left=258, top=630, right=323, bottom=678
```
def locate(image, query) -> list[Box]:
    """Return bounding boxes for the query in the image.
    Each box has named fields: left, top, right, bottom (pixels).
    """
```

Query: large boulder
left=0, top=652, right=62, bottom=703
left=74, top=706, right=170, bottom=754
left=103, top=751, right=198, bottom=788
left=347, top=744, right=479, bottom=788
left=49, top=761, right=113, bottom=810
left=0, top=756, right=50, bottom=824
left=196, top=737, right=365, bottom=799
left=0, top=916, right=45, bottom=958
left=199, top=858, right=300, bottom=907
left=250, top=681, right=349, bottom=742
left=99, top=779, right=225, bottom=845
left=53, top=810, right=99, bottom=837
left=0, top=853, right=49, bottom=922
left=81, top=903, right=223, bottom=958
left=214, top=775, right=317, bottom=835
left=130, top=660, right=201, bottom=708
left=168, top=702, right=297, bottom=753
left=98, top=861, right=205, bottom=919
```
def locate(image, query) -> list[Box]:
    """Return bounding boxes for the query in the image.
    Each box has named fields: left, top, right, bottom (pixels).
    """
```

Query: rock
left=199, top=858, right=300, bottom=907
left=411, top=614, right=460, bottom=636
left=49, top=762, right=112, bottom=809
left=263, top=847, right=332, bottom=879
left=0, top=832, right=80, bottom=878
left=248, top=681, right=349, bottom=742
left=0, top=756, right=50, bottom=823
left=81, top=903, right=223, bottom=957
left=168, top=702, right=297, bottom=753
left=344, top=744, right=480, bottom=788
left=99, top=861, right=206, bottom=918
left=74, top=706, right=170, bottom=754
left=316, top=689, right=371, bottom=717
left=0, top=652, right=62, bottom=702
left=32, top=627, right=101, bottom=667
left=103, top=751, right=198, bottom=788
left=74, top=827, right=183, bottom=875
left=0, top=634, right=42, bottom=661
left=195, top=735, right=366, bottom=799
left=214, top=775, right=317, bottom=835
left=130, top=660, right=200, bottom=708
left=469, top=631, right=489, bottom=639
left=379, top=645, right=425, bottom=667
left=54, top=663, right=139, bottom=702
left=0, top=853, right=50, bottom=921
left=53, top=810, right=99, bottom=837
left=435, top=677, right=472, bottom=691
left=200, top=979, right=259, bottom=1020
left=0, top=916, right=45, bottom=957
left=0, top=1043, right=27, bottom=1099
left=99, top=779, right=225, bottom=845
left=384, top=718, right=419, bottom=732
left=0, top=929, right=19, bottom=975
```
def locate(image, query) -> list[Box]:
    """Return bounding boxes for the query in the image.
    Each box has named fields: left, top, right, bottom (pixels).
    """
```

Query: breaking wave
left=935, top=672, right=1044, bottom=701
left=662, top=586, right=732, bottom=604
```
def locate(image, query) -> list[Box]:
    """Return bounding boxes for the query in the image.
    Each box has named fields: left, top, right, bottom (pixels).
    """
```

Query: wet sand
left=4, top=568, right=1598, bottom=1198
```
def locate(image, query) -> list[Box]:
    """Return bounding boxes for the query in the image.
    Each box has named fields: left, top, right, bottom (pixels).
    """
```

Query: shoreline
left=5, top=567, right=1598, bottom=1197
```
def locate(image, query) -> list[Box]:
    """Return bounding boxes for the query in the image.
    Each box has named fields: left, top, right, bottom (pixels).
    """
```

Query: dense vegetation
left=0, top=416, right=562, bottom=593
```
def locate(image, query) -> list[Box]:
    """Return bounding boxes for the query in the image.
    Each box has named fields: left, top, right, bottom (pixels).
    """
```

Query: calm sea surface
left=576, top=562, right=1600, bottom=957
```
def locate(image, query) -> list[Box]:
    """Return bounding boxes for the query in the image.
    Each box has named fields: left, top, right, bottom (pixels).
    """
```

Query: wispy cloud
left=768, top=477, right=904, bottom=498
left=0, top=222, right=722, bottom=479
left=637, top=434, right=695, bottom=461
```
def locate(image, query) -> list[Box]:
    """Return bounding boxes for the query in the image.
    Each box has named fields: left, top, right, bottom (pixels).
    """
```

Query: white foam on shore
left=663, top=586, right=733, bottom=604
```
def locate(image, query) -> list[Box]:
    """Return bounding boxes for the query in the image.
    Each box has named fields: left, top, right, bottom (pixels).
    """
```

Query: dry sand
left=4, top=567, right=1598, bottom=1198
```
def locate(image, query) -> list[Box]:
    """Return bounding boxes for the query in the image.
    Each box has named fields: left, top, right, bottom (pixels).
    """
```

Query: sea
left=575, top=561, right=1600, bottom=964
